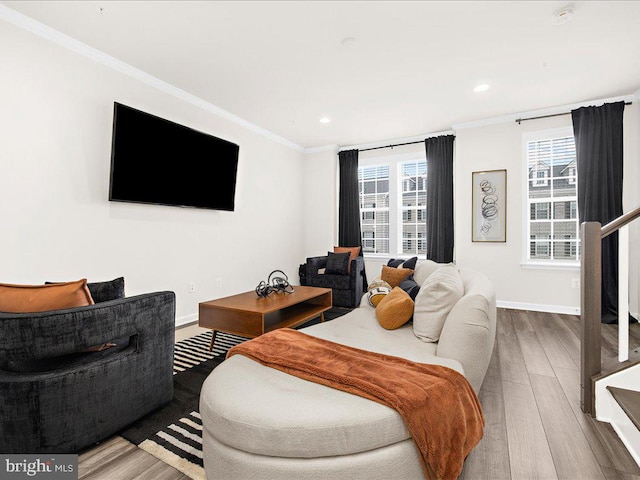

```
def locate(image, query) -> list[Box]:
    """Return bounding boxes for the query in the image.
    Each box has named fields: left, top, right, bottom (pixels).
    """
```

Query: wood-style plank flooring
left=78, top=310, right=640, bottom=480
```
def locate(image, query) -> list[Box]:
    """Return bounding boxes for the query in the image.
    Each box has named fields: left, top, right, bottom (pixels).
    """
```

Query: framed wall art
left=472, top=169, right=506, bottom=242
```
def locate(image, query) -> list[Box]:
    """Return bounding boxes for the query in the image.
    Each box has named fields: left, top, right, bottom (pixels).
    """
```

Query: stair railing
left=581, top=205, right=640, bottom=415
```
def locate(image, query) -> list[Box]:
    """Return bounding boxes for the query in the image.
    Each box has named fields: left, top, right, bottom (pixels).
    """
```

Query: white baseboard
left=175, top=313, right=198, bottom=328
left=497, top=300, right=580, bottom=316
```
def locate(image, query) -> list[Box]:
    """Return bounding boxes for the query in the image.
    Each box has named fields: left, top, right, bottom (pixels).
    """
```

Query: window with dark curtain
left=425, top=135, right=455, bottom=263
left=338, top=149, right=367, bottom=290
left=572, top=101, right=625, bottom=323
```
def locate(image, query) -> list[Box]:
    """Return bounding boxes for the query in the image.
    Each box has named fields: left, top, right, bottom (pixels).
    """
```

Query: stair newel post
left=581, top=221, right=602, bottom=416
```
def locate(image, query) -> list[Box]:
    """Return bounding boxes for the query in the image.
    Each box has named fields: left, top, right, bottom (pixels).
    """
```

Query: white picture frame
left=472, top=169, right=507, bottom=242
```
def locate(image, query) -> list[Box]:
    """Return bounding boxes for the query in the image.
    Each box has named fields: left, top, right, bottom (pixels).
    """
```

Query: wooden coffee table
left=199, top=286, right=332, bottom=351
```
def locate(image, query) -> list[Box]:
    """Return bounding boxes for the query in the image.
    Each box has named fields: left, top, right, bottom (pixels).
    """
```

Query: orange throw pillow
left=376, top=287, right=414, bottom=330
left=0, top=279, right=94, bottom=313
left=333, top=246, right=361, bottom=273
left=381, top=265, right=413, bottom=288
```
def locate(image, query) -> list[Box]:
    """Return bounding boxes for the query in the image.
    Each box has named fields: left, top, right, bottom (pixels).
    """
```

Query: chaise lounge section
left=200, top=261, right=496, bottom=479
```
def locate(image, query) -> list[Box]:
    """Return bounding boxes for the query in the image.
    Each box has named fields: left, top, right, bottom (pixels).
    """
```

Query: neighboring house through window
left=358, top=153, right=427, bottom=257
left=524, top=128, right=579, bottom=265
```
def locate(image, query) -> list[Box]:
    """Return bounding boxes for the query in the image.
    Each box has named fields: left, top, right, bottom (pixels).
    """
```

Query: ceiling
left=3, top=1, right=640, bottom=149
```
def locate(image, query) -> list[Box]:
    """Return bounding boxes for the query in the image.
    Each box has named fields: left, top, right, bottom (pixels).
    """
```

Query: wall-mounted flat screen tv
left=109, top=102, right=239, bottom=211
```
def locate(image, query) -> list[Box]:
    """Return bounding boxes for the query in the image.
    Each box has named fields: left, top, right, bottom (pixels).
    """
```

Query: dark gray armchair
left=0, top=291, right=175, bottom=453
left=306, top=256, right=365, bottom=308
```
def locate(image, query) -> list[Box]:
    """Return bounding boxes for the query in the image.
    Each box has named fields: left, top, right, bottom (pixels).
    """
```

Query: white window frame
left=358, top=151, right=427, bottom=259
left=522, top=127, right=580, bottom=270
left=359, top=164, right=390, bottom=255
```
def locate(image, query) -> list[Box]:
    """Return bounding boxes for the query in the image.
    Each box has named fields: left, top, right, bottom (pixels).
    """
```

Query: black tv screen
left=109, top=102, right=239, bottom=211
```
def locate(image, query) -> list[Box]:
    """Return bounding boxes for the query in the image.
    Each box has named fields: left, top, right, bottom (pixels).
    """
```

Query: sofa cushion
left=367, top=282, right=391, bottom=307
left=46, top=277, right=125, bottom=303
left=381, top=265, right=412, bottom=288
left=87, top=277, right=125, bottom=303
left=325, top=252, right=350, bottom=275
left=413, top=265, right=463, bottom=342
left=398, top=274, right=420, bottom=300
left=376, top=287, right=414, bottom=330
left=0, top=279, right=94, bottom=313
left=387, top=256, right=418, bottom=270
left=412, top=259, right=442, bottom=286
left=334, top=246, right=361, bottom=273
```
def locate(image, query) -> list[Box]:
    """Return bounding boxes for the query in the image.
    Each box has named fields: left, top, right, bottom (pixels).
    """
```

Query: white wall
left=303, top=104, right=640, bottom=314
left=455, top=106, right=638, bottom=314
left=0, top=21, right=304, bottom=325
left=302, top=148, right=338, bottom=257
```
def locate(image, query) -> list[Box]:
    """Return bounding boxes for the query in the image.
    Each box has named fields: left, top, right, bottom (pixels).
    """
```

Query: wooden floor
left=78, top=310, right=640, bottom=480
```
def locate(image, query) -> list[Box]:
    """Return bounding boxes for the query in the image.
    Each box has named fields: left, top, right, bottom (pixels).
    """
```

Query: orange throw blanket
left=227, top=329, right=484, bottom=480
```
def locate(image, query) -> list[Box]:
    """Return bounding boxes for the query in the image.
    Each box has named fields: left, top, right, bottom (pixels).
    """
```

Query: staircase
left=581, top=207, right=640, bottom=468
left=592, top=364, right=640, bottom=467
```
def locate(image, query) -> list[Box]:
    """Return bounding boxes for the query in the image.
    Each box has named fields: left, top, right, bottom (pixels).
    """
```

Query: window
left=400, top=160, right=427, bottom=255
left=359, top=165, right=389, bottom=254
left=358, top=155, right=427, bottom=257
left=525, top=131, right=579, bottom=264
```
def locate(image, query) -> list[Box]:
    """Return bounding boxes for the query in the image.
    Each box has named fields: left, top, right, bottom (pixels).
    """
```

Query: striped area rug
left=172, top=330, right=246, bottom=375
left=122, top=330, right=246, bottom=480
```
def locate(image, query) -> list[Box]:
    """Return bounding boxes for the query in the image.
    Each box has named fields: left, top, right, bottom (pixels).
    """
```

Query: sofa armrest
left=436, top=270, right=496, bottom=393
left=0, top=291, right=176, bottom=361
left=350, top=256, right=365, bottom=294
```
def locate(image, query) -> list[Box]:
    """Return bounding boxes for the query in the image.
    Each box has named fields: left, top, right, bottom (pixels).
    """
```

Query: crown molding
left=452, top=94, right=636, bottom=130
left=0, top=4, right=304, bottom=153
left=634, top=87, right=640, bottom=99
left=303, top=144, right=339, bottom=154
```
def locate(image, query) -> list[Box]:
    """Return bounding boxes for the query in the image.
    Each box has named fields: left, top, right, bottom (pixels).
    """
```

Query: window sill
left=363, top=254, right=425, bottom=261
left=521, top=261, right=580, bottom=271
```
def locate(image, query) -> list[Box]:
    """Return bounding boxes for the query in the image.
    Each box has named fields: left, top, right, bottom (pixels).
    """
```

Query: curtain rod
left=359, top=140, right=424, bottom=152
left=358, top=136, right=456, bottom=153
left=515, top=102, right=632, bottom=124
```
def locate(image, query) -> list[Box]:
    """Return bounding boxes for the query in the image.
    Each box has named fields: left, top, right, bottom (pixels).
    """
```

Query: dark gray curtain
left=338, top=149, right=367, bottom=289
left=425, top=135, right=455, bottom=263
left=572, top=101, right=625, bottom=323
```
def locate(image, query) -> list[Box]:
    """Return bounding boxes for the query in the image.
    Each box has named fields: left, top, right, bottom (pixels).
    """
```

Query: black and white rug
left=120, top=330, right=245, bottom=479
left=119, top=307, right=352, bottom=479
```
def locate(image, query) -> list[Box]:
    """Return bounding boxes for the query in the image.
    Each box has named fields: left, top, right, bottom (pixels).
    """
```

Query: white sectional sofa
left=200, top=260, right=496, bottom=480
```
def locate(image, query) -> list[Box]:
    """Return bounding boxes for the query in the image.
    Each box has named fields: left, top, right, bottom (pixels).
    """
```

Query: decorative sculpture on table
left=255, top=270, right=295, bottom=297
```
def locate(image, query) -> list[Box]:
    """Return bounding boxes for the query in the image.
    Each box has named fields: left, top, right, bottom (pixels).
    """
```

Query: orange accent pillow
left=381, top=265, right=413, bottom=288
left=0, top=279, right=94, bottom=313
left=333, top=246, right=361, bottom=273
left=376, top=287, right=414, bottom=330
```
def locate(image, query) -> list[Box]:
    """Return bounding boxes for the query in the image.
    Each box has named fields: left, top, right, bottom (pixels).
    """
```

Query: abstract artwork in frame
left=472, top=169, right=506, bottom=242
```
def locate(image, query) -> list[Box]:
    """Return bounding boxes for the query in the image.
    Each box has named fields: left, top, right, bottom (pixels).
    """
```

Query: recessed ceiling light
left=341, top=37, right=357, bottom=49
left=473, top=84, right=490, bottom=93
left=319, top=117, right=331, bottom=124
left=551, top=5, right=574, bottom=25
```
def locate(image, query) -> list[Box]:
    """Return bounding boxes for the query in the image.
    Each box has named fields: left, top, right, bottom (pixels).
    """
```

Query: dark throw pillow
left=399, top=274, right=421, bottom=301
left=325, top=252, right=350, bottom=275
left=87, top=277, right=125, bottom=303
left=387, top=257, right=418, bottom=270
